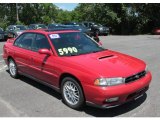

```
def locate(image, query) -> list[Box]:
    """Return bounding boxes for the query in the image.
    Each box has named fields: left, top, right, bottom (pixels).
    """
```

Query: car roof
left=24, top=29, right=80, bottom=35
left=8, top=25, right=25, bottom=28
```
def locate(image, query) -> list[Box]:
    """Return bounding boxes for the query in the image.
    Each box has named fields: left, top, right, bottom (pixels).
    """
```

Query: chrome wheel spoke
left=9, top=61, right=16, bottom=76
left=71, top=96, right=76, bottom=103
left=73, top=93, right=79, bottom=100
left=63, top=81, right=80, bottom=105
left=64, top=86, right=70, bottom=91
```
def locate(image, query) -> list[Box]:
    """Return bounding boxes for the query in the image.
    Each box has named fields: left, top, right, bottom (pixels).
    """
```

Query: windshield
left=16, top=26, right=27, bottom=30
left=76, top=25, right=87, bottom=29
left=37, top=24, right=47, bottom=29
left=49, top=32, right=105, bottom=56
left=64, top=25, right=87, bottom=31
left=48, top=24, right=62, bottom=29
left=92, top=23, right=101, bottom=27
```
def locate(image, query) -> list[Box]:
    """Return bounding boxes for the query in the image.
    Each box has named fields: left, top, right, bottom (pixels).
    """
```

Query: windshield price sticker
left=58, top=47, right=78, bottom=55
left=49, top=34, right=60, bottom=39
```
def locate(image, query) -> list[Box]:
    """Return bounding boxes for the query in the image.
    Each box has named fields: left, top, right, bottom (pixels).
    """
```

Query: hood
left=64, top=50, right=146, bottom=78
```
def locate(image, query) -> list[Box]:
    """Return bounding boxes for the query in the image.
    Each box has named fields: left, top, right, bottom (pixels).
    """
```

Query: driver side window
left=32, top=34, right=51, bottom=52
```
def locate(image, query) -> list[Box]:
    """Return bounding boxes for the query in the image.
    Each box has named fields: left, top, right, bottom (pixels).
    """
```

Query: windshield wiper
left=91, top=49, right=107, bottom=53
left=70, top=54, right=78, bottom=56
left=92, top=50, right=101, bottom=53
left=69, top=52, right=90, bottom=56
left=68, top=49, right=107, bottom=56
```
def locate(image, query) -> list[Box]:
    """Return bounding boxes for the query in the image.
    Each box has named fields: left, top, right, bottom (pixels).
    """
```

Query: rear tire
left=61, top=77, right=85, bottom=110
left=8, top=59, right=19, bottom=78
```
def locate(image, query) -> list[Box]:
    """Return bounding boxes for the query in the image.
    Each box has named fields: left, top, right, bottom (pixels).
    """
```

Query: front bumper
left=83, top=72, right=152, bottom=108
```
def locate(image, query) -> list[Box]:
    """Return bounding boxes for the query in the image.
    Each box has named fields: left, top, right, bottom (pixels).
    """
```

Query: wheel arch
left=59, top=73, right=81, bottom=88
left=7, top=56, right=14, bottom=62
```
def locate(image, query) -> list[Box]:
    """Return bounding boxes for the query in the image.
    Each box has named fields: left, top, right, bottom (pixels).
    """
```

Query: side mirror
left=38, top=49, right=51, bottom=56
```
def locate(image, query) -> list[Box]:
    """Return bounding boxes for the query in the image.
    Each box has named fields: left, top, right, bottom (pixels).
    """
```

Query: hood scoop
left=98, top=55, right=114, bottom=60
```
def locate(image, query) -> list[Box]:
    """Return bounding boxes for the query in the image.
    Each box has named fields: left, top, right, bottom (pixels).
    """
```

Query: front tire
left=8, top=59, right=19, bottom=78
left=61, top=77, right=85, bottom=109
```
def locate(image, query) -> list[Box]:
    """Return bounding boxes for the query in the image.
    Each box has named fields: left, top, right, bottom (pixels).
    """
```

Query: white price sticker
left=49, top=34, right=60, bottom=39
left=58, top=47, right=78, bottom=55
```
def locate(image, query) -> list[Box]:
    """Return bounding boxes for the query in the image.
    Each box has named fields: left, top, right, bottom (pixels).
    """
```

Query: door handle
left=42, top=56, right=49, bottom=65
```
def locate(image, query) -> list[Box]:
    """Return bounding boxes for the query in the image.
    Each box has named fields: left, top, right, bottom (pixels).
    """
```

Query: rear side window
left=32, top=34, right=51, bottom=52
left=14, top=33, right=36, bottom=50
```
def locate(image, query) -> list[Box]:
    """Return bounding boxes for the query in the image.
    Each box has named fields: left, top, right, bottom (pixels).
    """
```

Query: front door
left=29, top=34, right=58, bottom=86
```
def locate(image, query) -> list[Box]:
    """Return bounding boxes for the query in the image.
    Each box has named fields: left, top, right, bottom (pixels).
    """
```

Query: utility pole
left=16, top=3, right=19, bottom=22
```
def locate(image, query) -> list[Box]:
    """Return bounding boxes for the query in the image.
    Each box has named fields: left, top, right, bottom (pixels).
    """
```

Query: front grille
left=125, top=70, right=146, bottom=83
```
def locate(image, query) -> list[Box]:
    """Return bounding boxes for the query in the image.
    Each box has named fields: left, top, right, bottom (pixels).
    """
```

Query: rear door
left=13, top=33, right=36, bottom=75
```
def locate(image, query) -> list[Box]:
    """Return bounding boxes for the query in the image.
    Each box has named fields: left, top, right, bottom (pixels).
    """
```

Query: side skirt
left=18, top=71, right=61, bottom=93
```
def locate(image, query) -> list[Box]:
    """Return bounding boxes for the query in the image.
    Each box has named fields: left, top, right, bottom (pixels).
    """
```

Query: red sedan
left=3, top=29, right=152, bottom=109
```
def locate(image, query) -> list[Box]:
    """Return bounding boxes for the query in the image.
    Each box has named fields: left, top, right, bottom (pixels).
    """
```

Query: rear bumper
left=83, top=72, right=152, bottom=108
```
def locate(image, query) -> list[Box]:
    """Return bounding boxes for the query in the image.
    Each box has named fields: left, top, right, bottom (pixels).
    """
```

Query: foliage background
left=0, top=3, right=159, bottom=35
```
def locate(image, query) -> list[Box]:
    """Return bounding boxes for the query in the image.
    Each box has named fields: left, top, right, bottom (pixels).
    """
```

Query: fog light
left=106, top=97, right=119, bottom=102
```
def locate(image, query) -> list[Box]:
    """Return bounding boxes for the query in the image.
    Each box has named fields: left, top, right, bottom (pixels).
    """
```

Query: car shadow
left=19, top=75, right=62, bottom=100
left=82, top=93, right=147, bottom=117
left=6, top=70, right=61, bottom=100
left=6, top=70, right=147, bottom=117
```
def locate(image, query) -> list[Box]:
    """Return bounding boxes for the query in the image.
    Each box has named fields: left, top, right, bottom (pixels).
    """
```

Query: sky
left=54, top=3, right=78, bottom=11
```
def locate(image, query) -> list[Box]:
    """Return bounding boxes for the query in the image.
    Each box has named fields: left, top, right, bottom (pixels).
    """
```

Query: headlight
left=94, top=77, right=125, bottom=86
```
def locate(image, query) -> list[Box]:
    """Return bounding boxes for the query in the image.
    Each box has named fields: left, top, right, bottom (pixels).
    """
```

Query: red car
left=3, top=29, right=152, bottom=109
left=152, top=27, right=160, bottom=35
